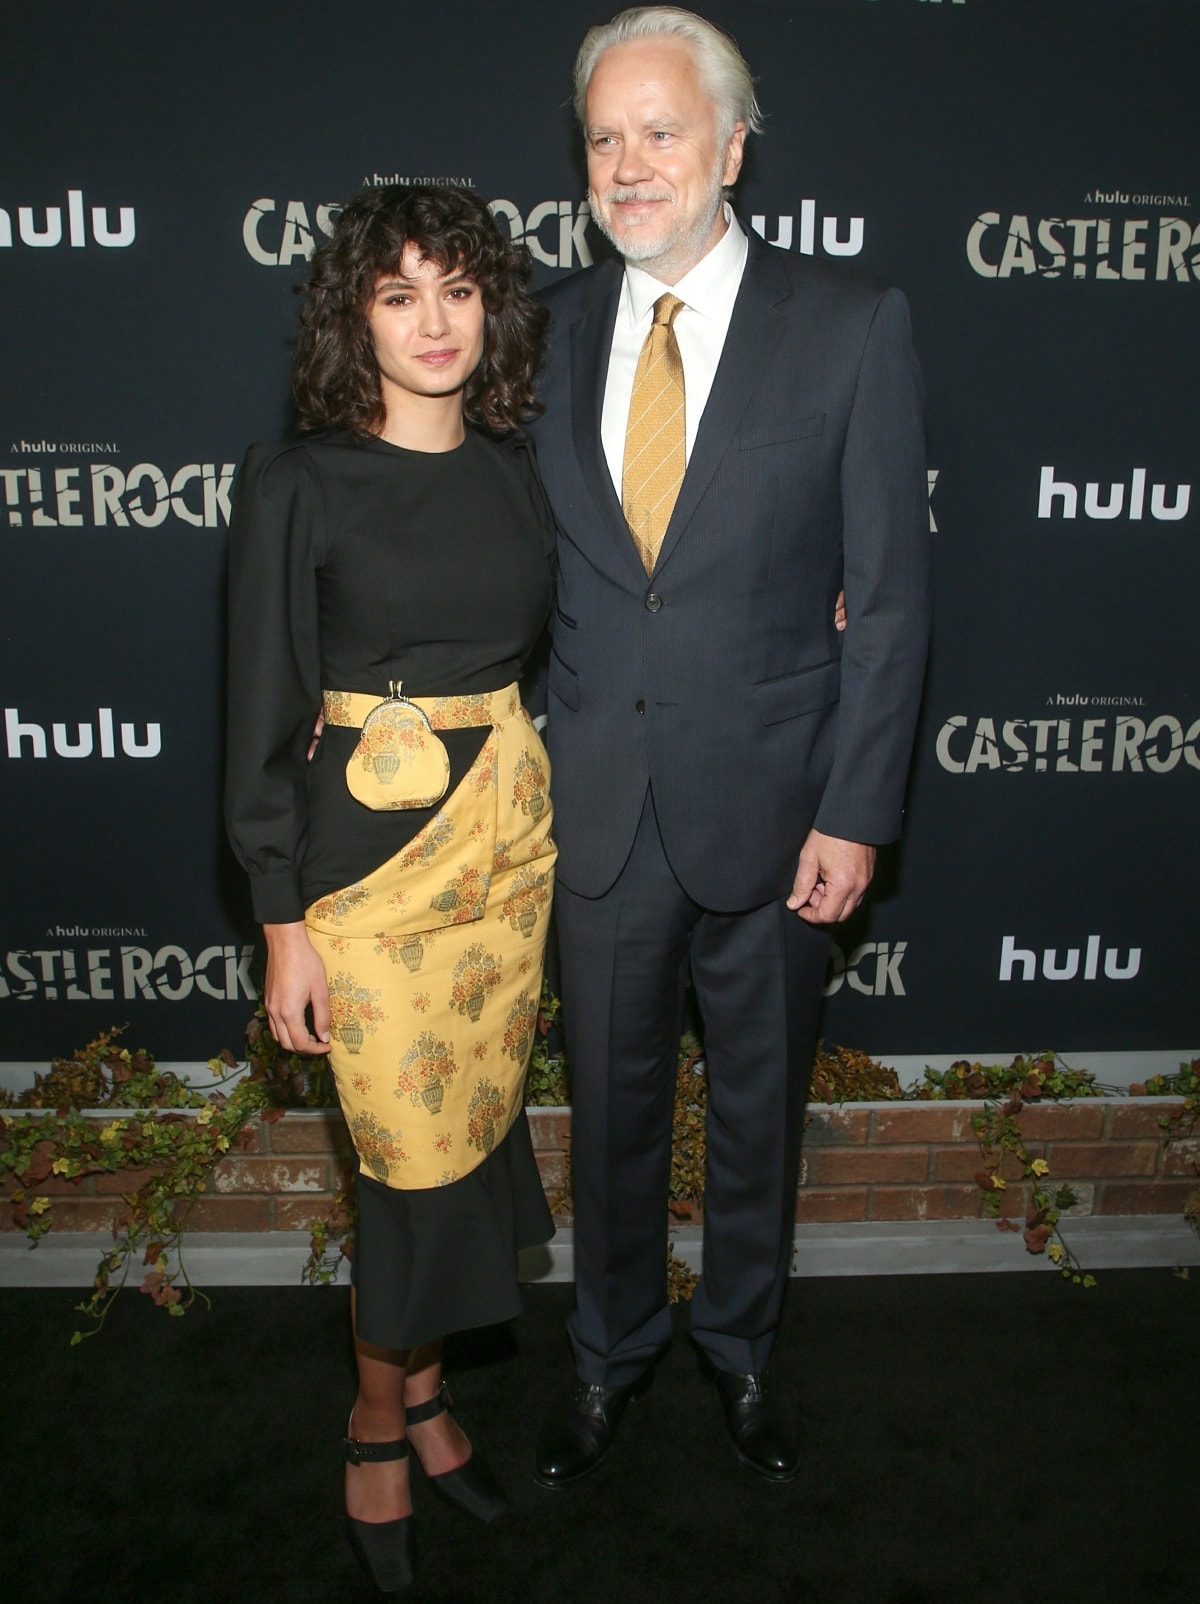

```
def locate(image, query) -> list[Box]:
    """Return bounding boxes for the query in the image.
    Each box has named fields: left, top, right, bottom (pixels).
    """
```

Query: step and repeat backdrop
left=2, top=0, right=1196, bottom=1062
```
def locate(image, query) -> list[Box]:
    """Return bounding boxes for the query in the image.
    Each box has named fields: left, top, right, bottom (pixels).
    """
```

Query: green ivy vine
left=6, top=1014, right=1194, bottom=1339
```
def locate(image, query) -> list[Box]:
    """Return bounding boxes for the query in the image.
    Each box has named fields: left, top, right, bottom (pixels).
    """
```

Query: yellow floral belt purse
left=334, top=681, right=451, bottom=811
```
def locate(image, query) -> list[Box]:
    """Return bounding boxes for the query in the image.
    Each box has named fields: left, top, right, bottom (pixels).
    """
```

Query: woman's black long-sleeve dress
left=226, top=426, right=556, bottom=1348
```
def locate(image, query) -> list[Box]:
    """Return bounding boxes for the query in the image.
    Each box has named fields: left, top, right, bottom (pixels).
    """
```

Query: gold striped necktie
left=622, top=292, right=686, bottom=575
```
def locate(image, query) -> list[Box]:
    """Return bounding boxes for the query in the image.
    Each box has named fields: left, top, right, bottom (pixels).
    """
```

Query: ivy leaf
left=22, top=1150, right=54, bottom=1185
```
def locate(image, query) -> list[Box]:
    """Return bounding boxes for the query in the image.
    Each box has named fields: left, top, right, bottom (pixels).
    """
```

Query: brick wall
left=2, top=1100, right=1195, bottom=1234
left=0, top=1109, right=353, bottom=1234
left=794, top=1100, right=1197, bottom=1223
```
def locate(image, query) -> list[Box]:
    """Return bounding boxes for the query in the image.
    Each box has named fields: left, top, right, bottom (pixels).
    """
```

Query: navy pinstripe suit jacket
left=529, top=229, right=931, bottom=909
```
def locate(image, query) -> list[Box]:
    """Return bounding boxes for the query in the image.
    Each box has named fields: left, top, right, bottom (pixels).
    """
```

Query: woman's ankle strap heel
left=344, top=1419, right=414, bottom=1593
left=407, top=1383, right=508, bottom=1523
left=345, top=1434, right=410, bottom=1465
left=404, top=1382, right=450, bottom=1427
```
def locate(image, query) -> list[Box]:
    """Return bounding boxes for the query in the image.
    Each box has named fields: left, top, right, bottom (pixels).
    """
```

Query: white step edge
left=2, top=1216, right=1196, bottom=1290
left=2, top=1049, right=1196, bottom=1098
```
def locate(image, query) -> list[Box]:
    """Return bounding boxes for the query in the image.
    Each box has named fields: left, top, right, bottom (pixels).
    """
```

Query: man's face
left=585, top=37, right=745, bottom=283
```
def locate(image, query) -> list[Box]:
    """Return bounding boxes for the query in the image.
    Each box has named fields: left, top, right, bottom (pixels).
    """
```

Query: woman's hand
left=263, top=922, right=332, bottom=1055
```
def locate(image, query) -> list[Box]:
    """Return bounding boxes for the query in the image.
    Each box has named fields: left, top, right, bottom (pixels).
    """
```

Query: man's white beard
left=593, top=166, right=726, bottom=277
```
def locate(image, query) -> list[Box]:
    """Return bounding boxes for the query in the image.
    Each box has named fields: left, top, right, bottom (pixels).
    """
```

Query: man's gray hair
left=573, top=6, right=764, bottom=141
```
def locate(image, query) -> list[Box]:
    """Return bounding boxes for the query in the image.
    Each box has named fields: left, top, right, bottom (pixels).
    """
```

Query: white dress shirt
left=601, top=204, right=749, bottom=497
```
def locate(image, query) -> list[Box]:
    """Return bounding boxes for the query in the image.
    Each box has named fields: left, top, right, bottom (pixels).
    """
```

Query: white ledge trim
left=2, top=1092, right=1187, bottom=1124
left=3, top=1049, right=1195, bottom=1100
left=2, top=1216, right=1196, bottom=1290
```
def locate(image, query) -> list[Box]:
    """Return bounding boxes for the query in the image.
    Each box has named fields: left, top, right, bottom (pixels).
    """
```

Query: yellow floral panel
left=511, top=751, right=549, bottom=821
left=309, top=883, right=371, bottom=926
left=306, top=682, right=556, bottom=1190
left=395, top=1031, right=459, bottom=1114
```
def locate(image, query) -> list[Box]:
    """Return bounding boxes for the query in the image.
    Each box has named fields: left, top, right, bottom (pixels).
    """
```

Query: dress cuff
left=249, top=868, right=307, bottom=926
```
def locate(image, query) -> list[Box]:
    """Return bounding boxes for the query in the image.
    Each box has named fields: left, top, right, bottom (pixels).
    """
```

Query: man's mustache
left=603, top=187, right=675, bottom=206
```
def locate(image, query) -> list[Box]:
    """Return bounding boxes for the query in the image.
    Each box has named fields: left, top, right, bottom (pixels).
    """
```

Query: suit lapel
left=652, top=235, right=793, bottom=576
left=567, top=264, right=647, bottom=583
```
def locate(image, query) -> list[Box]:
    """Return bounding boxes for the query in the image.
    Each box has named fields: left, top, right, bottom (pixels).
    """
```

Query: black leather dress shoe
left=533, top=1374, right=649, bottom=1488
left=709, top=1368, right=800, bottom=1482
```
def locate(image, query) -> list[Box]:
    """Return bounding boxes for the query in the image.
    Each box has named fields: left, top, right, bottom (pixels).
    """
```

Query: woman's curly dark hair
left=292, top=184, right=547, bottom=438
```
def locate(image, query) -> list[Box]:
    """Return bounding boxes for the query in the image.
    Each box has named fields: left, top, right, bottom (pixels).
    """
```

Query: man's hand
left=787, top=829, right=876, bottom=925
left=263, top=921, right=333, bottom=1054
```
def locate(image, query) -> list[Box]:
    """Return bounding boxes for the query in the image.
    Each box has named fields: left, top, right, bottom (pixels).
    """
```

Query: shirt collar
left=623, top=203, right=747, bottom=326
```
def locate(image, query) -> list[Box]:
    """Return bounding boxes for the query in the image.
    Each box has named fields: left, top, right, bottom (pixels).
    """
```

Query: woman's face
left=365, top=242, right=485, bottom=410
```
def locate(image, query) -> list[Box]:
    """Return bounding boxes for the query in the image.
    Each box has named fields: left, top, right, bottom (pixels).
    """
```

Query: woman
left=225, top=185, right=557, bottom=1594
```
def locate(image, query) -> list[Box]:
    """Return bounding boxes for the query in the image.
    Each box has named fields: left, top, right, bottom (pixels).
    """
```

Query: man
left=528, top=6, right=930, bottom=1485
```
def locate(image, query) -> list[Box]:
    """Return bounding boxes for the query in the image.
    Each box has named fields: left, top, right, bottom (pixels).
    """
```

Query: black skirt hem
left=351, top=1106, right=555, bottom=1351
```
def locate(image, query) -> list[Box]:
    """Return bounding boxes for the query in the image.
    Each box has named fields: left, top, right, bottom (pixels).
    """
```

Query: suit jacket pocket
left=548, top=643, right=580, bottom=711
left=754, top=659, right=841, bottom=726
left=737, top=413, right=825, bottom=451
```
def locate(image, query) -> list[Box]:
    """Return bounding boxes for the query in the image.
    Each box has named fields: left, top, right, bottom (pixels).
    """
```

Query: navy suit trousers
left=555, top=786, right=830, bottom=1385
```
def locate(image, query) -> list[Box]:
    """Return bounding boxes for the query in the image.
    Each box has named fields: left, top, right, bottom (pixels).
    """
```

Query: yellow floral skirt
left=306, top=683, right=555, bottom=1191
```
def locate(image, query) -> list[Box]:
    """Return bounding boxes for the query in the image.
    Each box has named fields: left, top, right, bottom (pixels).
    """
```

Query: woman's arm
left=225, top=443, right=331, bottom=1050
left=224, top=441, right=326, bottom=926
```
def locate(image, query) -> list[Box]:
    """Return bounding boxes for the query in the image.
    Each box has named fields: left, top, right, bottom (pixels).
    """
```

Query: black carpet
left=2, top=1271, right=1196, bottom=1603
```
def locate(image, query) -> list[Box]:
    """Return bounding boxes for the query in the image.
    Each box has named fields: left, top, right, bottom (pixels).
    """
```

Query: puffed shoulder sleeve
left=509, top=430, right=559, bottom=577
left=224, top=442, right=326, bottom=925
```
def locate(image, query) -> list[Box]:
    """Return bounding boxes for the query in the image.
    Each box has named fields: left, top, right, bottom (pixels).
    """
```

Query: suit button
left=645, top=592, right=662, bottom=613
left=635, top=699, right=645, bottom=714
